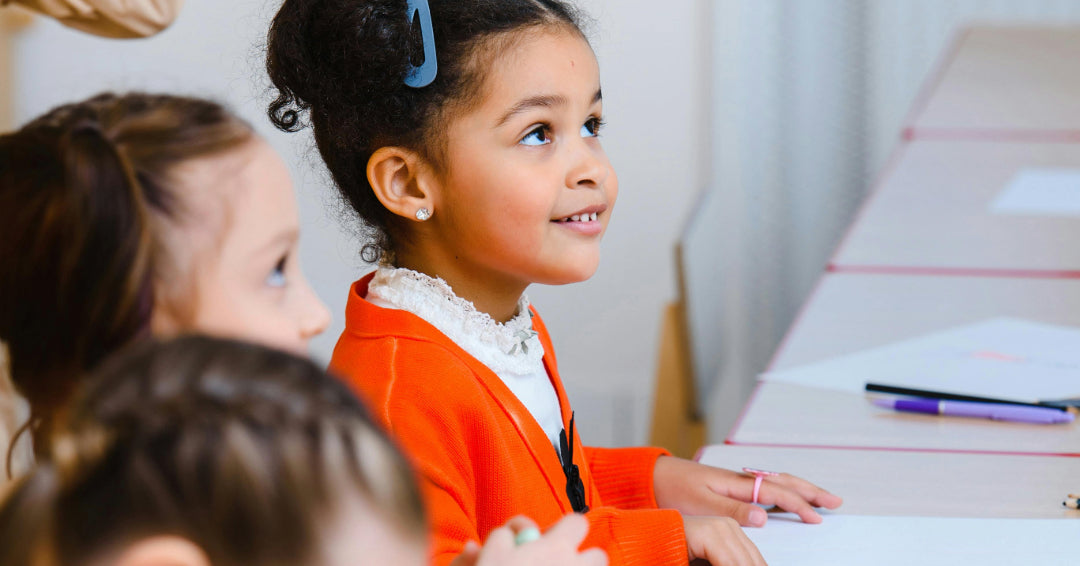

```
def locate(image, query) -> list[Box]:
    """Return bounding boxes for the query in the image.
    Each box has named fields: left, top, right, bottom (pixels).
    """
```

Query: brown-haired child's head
left=0, top=93, right=331, bottom=448
left=0, top=335, right=427, bottom=566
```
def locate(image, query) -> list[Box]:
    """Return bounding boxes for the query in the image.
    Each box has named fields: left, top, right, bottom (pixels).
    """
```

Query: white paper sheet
left=991, top=168, right=1080, bottom=217
left=745, top=514, right=1078, bottom=566
left=760, top=318, right=1080, bottom=402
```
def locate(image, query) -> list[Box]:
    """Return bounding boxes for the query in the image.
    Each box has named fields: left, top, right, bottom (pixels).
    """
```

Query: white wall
left=14, top=0, right=706, bottom=447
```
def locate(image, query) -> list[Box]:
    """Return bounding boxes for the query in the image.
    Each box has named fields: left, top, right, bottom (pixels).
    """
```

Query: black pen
left=864, top=383, right=1074, bottom=412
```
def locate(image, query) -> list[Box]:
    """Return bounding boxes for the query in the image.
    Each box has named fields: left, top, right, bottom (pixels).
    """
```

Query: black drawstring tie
left=559, top=412, right=589, bottom=513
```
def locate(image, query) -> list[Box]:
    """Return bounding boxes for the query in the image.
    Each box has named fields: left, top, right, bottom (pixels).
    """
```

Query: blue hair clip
left=404, top=0, right=437, bottom=88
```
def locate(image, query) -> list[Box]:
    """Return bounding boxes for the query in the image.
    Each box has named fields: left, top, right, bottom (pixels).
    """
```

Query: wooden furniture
left=648, top=302, right=705, bottom=459
left=0, top=6, right=32, bottom=132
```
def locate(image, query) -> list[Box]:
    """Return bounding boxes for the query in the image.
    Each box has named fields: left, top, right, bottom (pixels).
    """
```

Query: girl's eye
left=267, top=256, right=288, bottom=288
left=581, top=117, right=604, bottom=138
left=520, top=125, right=551, bottom=146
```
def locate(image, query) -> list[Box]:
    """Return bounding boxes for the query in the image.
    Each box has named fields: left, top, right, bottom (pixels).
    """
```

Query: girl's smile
left=552, top=203, right=608, bottom=236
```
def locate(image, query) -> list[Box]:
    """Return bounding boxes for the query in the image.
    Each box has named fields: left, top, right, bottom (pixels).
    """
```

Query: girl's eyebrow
left=252, top=228, right=300, bottom=257
left=495, top=88, right=603, bottom=127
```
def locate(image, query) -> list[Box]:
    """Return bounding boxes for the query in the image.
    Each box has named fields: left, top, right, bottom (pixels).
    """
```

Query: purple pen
left=872, top=398, right=1075, bottom=425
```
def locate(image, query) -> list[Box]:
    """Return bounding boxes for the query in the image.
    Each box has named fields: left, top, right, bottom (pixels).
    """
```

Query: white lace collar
left=366, top=265, right=546, bottom=376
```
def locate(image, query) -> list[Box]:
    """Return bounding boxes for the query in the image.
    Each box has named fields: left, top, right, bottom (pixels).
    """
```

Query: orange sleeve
left=584, top=446, right=670, bottom=510
left=581, top=507, right=687, bottom=564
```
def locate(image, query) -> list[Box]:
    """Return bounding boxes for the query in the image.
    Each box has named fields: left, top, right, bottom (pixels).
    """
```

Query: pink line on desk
left=722, top=438, right=1080, bottom=458
left=827, top=264, right=1080, bottom=280
left=903, top=127, right=1080, bottom=144
left=971, top=350, right=1026, bottom=363
left=900, top=27, right=1080, bottom=143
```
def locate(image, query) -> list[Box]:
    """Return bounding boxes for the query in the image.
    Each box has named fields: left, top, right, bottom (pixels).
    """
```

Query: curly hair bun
left=265, top=0, right=586, bottom=261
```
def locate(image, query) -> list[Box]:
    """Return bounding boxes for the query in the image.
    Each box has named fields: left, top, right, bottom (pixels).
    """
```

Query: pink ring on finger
left=742, top=467, right=780, bottom=504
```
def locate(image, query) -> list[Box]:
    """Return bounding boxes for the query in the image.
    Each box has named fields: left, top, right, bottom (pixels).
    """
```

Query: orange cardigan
left=330, top=274, right=687, bottom=565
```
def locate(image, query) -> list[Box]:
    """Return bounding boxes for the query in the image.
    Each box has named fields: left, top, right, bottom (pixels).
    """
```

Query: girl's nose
left=566, top=140, right=611, bottom=190
left=298, top=283, right=332, bottom=340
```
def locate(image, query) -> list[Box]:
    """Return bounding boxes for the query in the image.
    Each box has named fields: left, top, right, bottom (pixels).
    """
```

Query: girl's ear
left=367, top=147, right=437, bottom=222
left=112, top=536, right=211, bottom=566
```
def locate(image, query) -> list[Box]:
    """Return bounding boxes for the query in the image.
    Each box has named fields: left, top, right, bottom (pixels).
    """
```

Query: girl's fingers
left=696, top=519, right=767, bottom=566
left=722, top=524, right=767, bottom=566
left=449, top=540, right=481, bottom=566
left=699, top=489, right=770, bottom=527
left=580, top=547, right=609, bottom=566
left=769, top=473, right=843, bottom=509
left=504, top=515, right=540, bottom=534
left=483, top=525, right=516, bottom=551
left=699, top=468, right=838, bottom=525
left=544, top=513, right=590, bottom=546
left=753, top=482, right=823, bottom=524
left=473, top=516, right=605, bottom=566
left=737, top=527, right=769, bottom=566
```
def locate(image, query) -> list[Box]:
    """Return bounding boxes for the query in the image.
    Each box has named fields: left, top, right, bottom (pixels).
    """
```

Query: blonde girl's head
left=0, top=335, right=427, bottom=566
left=0, top=93, right=331, bottom=449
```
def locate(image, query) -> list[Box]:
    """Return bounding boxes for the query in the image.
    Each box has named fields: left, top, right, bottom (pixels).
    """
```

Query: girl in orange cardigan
left=266, top=1, right=842, bottom=565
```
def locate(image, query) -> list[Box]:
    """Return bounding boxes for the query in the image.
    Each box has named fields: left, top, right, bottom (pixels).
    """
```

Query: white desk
left=907, top=26, right=1080, bottom=136
left=832, top=140, right=1080, bottom=272
left=728, top=381, right=1080, bottom=454
left=727, top=272, right=1080, bottom=454
left=770, top=272, right=1080, bottom=370
left=698, top=444, right=1080, bottom=519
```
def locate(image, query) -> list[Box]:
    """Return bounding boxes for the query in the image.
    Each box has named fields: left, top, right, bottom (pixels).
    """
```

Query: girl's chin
left=536, top=263, right=601, bottom=286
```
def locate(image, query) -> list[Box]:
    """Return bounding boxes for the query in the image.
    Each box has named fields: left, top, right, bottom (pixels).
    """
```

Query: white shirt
left=366, top=266, right=564, bottom=453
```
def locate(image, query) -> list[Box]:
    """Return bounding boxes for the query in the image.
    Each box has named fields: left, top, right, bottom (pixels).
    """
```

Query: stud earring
left=415, top=207, right=431, bottom=221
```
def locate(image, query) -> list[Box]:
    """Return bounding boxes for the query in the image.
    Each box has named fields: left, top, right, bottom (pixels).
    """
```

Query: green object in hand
left=514, top=527, right=541, bottom=546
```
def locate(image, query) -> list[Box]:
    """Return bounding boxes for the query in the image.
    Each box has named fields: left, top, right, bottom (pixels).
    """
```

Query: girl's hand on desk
left=653, top=456, right=843, bottom=527
left=683, top=516, right=767, bottom=566
left=449, top=514, right=608, bottom=566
